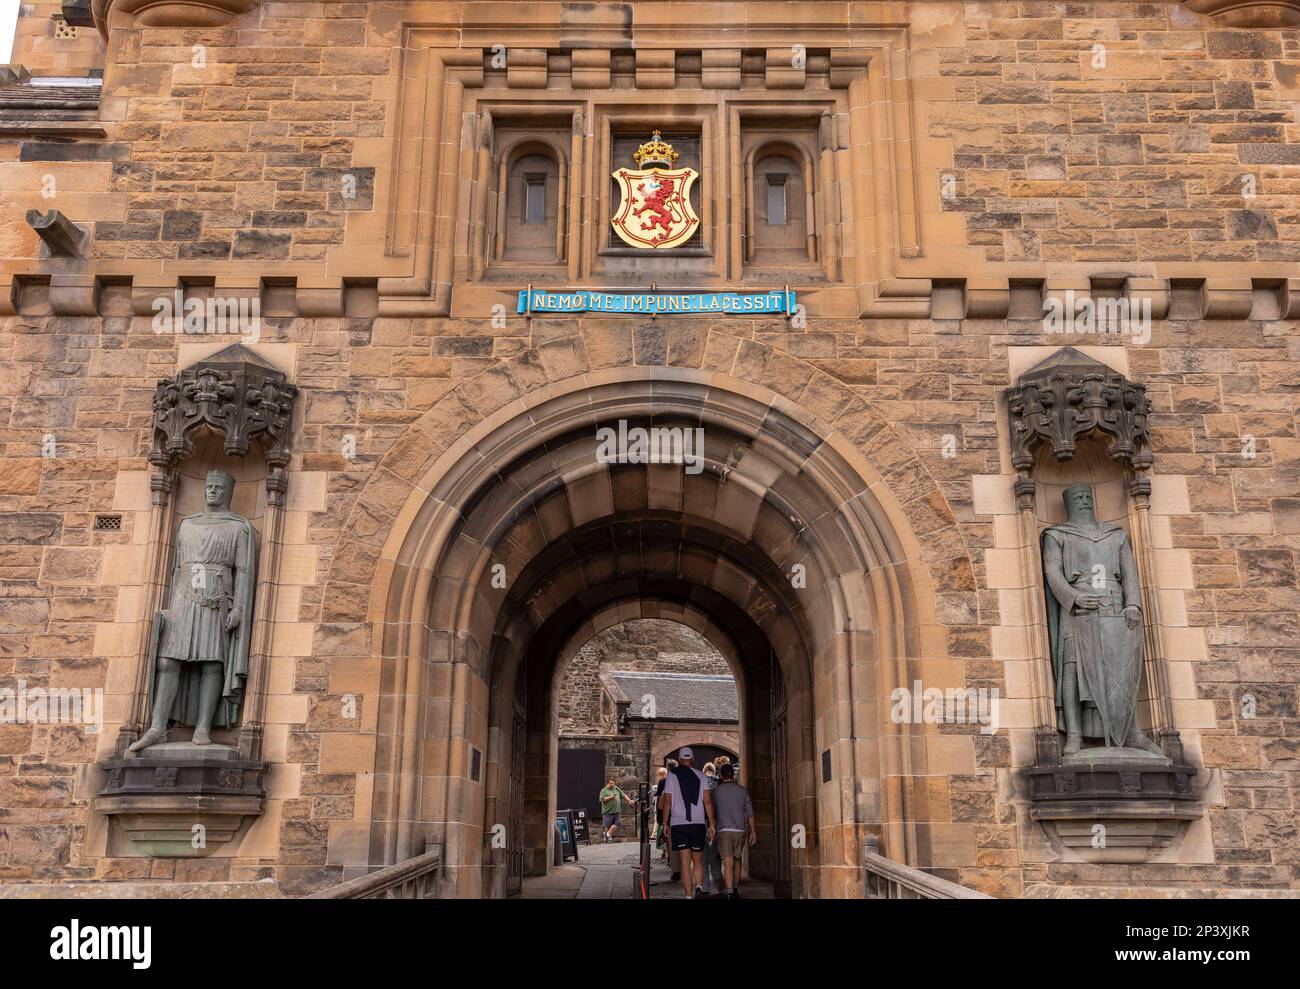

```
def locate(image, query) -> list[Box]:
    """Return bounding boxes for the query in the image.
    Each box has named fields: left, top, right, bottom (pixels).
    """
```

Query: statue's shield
left=611, top=166, right=700, bottom=249
left=1074, top=613, right=1143, bottom=748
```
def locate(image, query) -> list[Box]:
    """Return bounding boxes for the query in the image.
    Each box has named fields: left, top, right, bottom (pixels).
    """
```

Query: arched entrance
left=513, top=595, right=792, bottom=896
left=337, top=360, right=940, bottom=899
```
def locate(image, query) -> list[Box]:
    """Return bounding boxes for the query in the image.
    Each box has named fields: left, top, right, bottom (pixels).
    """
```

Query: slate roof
left=609, top=671, right=739, bottom=723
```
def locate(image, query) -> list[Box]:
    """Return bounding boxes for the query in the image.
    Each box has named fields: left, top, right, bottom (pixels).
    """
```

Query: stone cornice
left=83, top=1, right=1300, bottom=40
left=79, top=0, right=1300, bottom=46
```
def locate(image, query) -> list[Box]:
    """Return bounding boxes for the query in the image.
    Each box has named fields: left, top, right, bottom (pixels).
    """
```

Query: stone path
left=519, top=840, right=773, bottom=900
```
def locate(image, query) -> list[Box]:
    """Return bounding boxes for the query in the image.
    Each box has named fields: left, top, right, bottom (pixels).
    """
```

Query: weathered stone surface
left=0, top=0, right=1296, bottom=903
left=0, top=881, right=283, bottom=898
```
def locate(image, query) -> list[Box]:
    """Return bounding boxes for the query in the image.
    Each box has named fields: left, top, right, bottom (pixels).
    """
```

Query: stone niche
left=95, top=344, right=298, bottom=857
left=1004, top=348, right=1202, bottom=863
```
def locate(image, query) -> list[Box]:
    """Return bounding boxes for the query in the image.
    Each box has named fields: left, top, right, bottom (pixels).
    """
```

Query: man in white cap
left=660, top=746, right=716, bottom=898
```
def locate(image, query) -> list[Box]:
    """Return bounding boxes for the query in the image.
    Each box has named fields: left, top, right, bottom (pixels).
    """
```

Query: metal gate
left=506, top=699, right=526, bottom=896
left=770, top=658, right=791, bottom=895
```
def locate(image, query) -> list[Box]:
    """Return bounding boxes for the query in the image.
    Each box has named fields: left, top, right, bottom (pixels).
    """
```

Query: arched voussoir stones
left=316, top=350, right=959, bottom=892
left=321, top=339, right=960, bottom=621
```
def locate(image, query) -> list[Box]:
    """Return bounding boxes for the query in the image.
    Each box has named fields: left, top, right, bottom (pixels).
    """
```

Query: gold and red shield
left=611, top=166, right=700, bottom=249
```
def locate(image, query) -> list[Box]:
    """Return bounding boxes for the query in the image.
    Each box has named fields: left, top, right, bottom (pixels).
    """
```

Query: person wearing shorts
left=599, top=777, right=634, bottom=843
left=710, top=763, right=756, bottom=899
left=661, top=747, right=716, bottom=899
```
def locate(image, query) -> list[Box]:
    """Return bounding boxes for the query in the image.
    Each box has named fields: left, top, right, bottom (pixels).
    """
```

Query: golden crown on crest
left=631, top=130, right=680, bottom=168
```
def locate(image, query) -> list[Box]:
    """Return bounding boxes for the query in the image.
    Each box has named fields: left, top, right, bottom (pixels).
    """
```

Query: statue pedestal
left=1062, top=745, right=1170, bottom=767
left=96, top=745, right=268, bottom=857
left=1026, top=756, right=1200, bottom=863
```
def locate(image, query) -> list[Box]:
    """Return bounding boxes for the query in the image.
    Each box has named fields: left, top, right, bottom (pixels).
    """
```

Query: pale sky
left=0, top=0, right=17, bottom=65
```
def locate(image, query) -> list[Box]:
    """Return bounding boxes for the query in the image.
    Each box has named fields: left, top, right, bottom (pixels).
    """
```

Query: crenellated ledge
left=82, top=1, right=1300, bottom=42
left=91, top=0, right=257, bottom=38
left=1183, top=0, right=1300, bottom=26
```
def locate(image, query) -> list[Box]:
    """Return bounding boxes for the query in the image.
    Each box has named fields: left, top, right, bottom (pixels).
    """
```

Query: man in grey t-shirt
left=710, top=764, right=755, bottom=898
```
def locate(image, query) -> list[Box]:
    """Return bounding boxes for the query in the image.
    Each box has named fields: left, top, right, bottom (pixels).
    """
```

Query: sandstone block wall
left=0, top=2, right=1296, bottom=896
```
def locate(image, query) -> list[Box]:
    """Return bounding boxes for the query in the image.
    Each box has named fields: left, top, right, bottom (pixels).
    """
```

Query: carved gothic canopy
left=1005, top=348, right=1154, bottom=497
left=149, top=344, right=298, bottom=487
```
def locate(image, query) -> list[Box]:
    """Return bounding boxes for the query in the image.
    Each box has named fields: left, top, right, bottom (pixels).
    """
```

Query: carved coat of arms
left=611, top=131, right=700, bottom=249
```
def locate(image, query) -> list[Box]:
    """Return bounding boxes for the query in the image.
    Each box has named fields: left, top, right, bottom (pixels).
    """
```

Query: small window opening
left=766, top=174, right=788, bottom=226
left=524, top=174, right=546, bottom=225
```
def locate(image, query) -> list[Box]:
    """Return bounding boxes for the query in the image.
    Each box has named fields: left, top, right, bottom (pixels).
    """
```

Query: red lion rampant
left=631, top=176, right=677, bottom=244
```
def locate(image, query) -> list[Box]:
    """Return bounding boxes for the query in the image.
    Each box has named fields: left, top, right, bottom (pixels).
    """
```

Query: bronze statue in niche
left=129, top=469, right=256, bottom=752
left=1041, top=485, right=1164, bottom=761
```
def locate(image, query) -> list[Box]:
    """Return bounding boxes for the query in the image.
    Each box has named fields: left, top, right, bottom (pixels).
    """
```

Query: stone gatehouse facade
left=0, top=1, right=1298, bottom=899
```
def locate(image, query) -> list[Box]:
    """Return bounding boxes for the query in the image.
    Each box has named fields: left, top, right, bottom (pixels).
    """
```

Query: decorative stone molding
left=0, top=65, right=104, bottom=142
left=90, top=0, right=257, bottom=38
left=96, top=749, right=268, bottom=856
left=1027, top=762, right=1201, bottom=862
left=1183, top=0, right=1300, bottom=27
left=1005, top=347, right=1154, bottom=501
left=378, top=13, right=921, bottom=317
left=149, top=343, right=298, bottom=505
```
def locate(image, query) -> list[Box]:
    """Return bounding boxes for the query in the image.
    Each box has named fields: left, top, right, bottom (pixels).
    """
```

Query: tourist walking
left=711, top=763, right=756, bottom=899
left=660, top=747, right=716, bottom=898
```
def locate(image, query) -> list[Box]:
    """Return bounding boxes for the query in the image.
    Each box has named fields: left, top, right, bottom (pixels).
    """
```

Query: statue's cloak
left=150, top=510, right=256, bottom=730
left=1041, top=521, right=1142, bottom=748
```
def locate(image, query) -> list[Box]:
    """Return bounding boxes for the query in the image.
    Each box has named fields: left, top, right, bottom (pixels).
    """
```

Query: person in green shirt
left=598, top=777, right=635, bottom=843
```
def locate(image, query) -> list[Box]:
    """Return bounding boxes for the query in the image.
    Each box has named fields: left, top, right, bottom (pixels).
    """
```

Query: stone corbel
left=91, top=0, right=257, bottom=39
left=1183, top=0, right=1300, bottom=27
left=1025, top=763, right=1201, bottom=862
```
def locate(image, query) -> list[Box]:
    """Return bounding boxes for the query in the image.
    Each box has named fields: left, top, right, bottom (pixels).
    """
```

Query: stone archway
left=547, top=602, right=751, bottom=780
left=505, top=580, right=793, bottom=894
left=657, top=734, right=740, bottom=765
left=318, top=338, right=951, bottom=898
